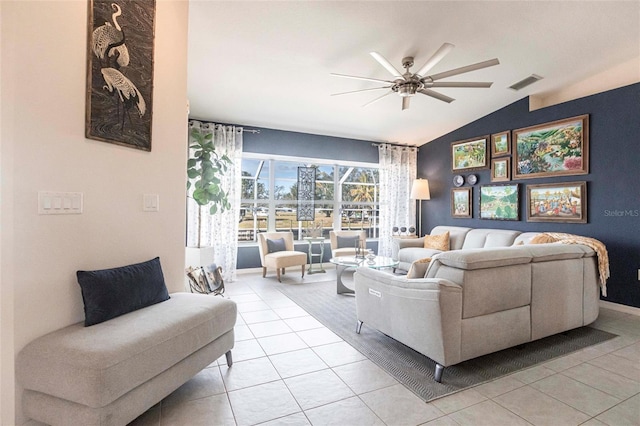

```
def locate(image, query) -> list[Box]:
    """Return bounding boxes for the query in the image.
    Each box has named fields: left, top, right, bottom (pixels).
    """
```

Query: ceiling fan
left=331, top=43, right=499, bottom=110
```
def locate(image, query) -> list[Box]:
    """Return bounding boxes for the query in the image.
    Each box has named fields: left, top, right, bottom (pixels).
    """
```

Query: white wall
left=0, top=1, right=189, bottom=423
left=529, top=57, right=640, bottom=110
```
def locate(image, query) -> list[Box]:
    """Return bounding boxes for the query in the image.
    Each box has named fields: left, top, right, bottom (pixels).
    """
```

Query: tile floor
left=32, top=269, right=640, bottom=426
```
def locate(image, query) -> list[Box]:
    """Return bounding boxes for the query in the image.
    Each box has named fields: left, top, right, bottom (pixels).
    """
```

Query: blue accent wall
left=240, top=125, right=380, bottom=163
left=418, top=83, right=640, bottom=308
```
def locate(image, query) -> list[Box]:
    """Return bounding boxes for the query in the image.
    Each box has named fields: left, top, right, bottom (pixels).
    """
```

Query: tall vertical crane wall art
left=86, top=0, right=156, bottom=151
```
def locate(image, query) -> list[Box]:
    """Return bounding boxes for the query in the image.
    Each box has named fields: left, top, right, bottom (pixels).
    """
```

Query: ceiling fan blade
left=402, top=97, right=410, bottom=111
left=331, top=86, right=393, bottom=96
left=362, top=91, right=393, bottom=108
left=430, top=81, right=493, bottom=88
left=429, top=58, right=500, bottom=81
left=414, top=42, right=455, bottom=78
left=330, top=73, right=394, bottom=84
left=370, top=52, right=404, bottom=79
left=418, top=89, right=455, bottom=103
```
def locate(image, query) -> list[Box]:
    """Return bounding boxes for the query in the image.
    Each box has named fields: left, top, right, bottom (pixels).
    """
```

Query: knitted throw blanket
left=541, top=232, right=610, bottom=297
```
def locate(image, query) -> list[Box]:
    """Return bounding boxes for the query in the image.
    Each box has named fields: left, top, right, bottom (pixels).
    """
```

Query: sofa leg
left=225, top=350, right=233, bottom=367
left=277, top=269, right=281, bottom=282
left=301, top=264, right=305, bottom=278
left=356, top=320, right=363, bottom=334
left=434, top=363, right=444, bottom=383
left=262, top=267, right=266, bottom=278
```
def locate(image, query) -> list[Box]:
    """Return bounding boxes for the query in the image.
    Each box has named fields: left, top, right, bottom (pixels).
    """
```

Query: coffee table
left=329, top=256, right=399, bottom=294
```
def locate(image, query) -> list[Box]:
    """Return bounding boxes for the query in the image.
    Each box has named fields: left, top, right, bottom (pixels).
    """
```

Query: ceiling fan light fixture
left=398, top=82, right=421, bottom=97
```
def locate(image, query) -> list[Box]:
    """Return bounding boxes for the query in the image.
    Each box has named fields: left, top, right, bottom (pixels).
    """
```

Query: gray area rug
left=274, top=279, right=617, bottom=402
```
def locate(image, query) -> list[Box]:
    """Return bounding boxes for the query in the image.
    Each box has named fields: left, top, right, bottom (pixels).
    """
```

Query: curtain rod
left=188, top=118, right=260, bottom=134
left=372, top=142, right=419, bottom=151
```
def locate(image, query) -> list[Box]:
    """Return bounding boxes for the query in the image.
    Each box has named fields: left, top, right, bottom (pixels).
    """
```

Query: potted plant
left=186, top=127, right=232, bottom=252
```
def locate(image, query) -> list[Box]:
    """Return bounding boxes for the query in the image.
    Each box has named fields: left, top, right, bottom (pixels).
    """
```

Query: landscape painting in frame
left=513, top=115, right=589, bottom=179
left=491, top=131, right=511, bottom=157
left=451, top=188, right=472, bottom=218
left=451, top=136, right=489, bottom=172
left=491, top=158, right=510, bottom=182
left=527, top=181, right=587, bottom=223
left=86, top=0, right=156, bottom=151
left=479, top=184, right=519, bottom=221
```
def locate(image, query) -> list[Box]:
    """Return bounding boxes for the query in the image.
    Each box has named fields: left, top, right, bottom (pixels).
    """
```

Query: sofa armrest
left=354, top=267, right=461, bottom=292
left=397, top=237, right=426, bottom=250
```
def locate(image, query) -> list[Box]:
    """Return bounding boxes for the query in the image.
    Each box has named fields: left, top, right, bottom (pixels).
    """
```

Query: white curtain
left=377, top=144, right=417, bottom=258
left=187, top=120, right=243, bottom=282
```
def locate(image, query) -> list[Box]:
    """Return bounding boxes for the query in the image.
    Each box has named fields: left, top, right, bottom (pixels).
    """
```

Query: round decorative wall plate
left=467, top=174, right=478, bottom=185
left=453, top=175, right=464, bottom=187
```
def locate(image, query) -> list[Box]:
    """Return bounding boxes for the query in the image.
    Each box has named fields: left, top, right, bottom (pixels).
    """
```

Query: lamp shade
left=411, top=179, right=431, bottom=200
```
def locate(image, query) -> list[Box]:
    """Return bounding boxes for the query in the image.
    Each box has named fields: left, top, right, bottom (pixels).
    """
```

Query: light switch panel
left=143, top=194, right=159, bottom=212
left=38, top=191, right=83, bottom=215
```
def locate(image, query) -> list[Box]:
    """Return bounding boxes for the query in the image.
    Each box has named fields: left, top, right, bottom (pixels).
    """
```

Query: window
left=238, top=155, right=379, bottom=242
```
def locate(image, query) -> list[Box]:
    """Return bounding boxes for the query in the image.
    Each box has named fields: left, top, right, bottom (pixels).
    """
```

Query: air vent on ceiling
left=509, top=74, right=543, bottom=91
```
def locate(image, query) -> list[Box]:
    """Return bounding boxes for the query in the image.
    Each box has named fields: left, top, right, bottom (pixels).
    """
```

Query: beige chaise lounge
left=355, top=226, right=602, bottom=382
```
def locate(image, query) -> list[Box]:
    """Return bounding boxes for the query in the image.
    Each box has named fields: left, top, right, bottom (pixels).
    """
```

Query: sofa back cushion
left=430, top=226, right=471, bottom=250
left=461, top=229, right=521, bottom=249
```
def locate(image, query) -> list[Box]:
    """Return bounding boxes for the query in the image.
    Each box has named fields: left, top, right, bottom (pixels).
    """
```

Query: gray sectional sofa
left=355, top=226, right=601, bottom=382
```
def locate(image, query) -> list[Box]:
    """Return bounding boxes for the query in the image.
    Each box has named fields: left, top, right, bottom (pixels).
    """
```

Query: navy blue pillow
left=77, top=257, right=170, bottom=326
left=336, top=235, right=359, bottom=249
left=267, top=237, right=287, bottom=253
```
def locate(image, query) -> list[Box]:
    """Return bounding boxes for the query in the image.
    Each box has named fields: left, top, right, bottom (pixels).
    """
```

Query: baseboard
left=600, top=300, right=640, bottom=316
left=236, top=267, right=263, bottom=275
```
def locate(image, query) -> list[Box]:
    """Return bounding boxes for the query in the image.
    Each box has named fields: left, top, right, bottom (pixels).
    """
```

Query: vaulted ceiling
left=187, top=1, right=639, bottom=146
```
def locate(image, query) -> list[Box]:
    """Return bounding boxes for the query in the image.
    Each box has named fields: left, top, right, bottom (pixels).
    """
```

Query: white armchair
left=257, top=232, right=307, bottom=282
left=329, top=230, right=367, bottom=258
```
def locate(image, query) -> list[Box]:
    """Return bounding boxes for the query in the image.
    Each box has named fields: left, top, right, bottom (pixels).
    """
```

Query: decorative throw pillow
left=77, top=257, right=170, bottom=327
left=423, top=231, right=450, bottom=251
left=407, top=257, right=432, bottom=279
left=267, top=237, right=287, bottom=253
left=336, top=235, right=359, bottom=249
left=530, top=233, right=558, bottom=244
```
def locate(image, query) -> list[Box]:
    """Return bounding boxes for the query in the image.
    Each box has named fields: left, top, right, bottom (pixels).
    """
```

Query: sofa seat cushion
left=16, top=293, right=236, bottom=408
left=264, top=251, right=307, bottom=268
left=332, top=247, right=358, bottom=257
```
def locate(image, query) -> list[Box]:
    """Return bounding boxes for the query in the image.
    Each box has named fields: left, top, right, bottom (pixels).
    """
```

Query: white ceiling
left=187, top=1, right=639, bottom=146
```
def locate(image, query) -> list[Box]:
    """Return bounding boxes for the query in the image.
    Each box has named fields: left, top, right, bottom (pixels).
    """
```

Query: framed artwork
left=491, top=131, right=511, bottom=157
left=86, top=0, right=156, bottom=151
left=491, top=158, right=511, bottom=182
left=451, top=136, right=489, bottom=171
left=479, top=184, right=519, bottom=221
left=451, top=188, right=472, bottom=218
left=526, top=181, right=587, bottom=223
left=513, top=115, right=589, bottom=180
